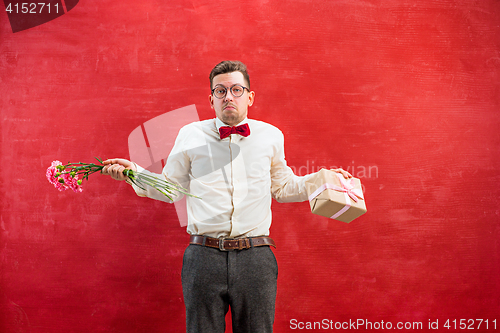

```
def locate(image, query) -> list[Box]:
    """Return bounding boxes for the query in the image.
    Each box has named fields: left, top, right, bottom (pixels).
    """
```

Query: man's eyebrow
left=214, top=84, right=234, bottom=88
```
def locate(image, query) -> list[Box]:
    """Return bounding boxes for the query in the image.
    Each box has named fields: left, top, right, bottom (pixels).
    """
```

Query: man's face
left=209, top=71, right=255, bottom=126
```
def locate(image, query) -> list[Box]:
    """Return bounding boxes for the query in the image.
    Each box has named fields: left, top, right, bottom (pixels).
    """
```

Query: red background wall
left=1, top=0, right=499, bottom=332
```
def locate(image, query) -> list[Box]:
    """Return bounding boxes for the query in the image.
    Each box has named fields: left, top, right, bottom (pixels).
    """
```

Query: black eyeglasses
left=211, top=84, right=250, bottom=99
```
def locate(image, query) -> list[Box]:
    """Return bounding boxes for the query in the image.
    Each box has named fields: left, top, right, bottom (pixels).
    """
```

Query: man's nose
left=223, top=89, right=234, bottom=102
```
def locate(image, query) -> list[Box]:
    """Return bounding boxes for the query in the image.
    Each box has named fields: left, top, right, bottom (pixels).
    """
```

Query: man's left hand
left=331, top=168, right=353, bottom=179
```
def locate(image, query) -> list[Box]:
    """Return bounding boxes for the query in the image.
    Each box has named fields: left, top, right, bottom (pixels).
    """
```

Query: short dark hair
left=209, top=60, right=250, bottom=89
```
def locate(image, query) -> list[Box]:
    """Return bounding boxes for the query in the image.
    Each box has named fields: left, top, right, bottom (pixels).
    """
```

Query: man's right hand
left=102, top=158, right=137, bottom=181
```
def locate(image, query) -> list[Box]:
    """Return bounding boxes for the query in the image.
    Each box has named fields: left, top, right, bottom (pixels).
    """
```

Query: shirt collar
left=215, top=117, right=249, bottom=131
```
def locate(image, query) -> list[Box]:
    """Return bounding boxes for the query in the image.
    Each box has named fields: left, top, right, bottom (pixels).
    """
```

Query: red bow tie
left=219, top=123, right=251, bottom=139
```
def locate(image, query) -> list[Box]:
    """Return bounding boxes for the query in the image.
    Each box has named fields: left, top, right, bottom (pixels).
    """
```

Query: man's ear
left=208, top=94, right=214, bottom=109
left=248, top=91, right=255, bottom=107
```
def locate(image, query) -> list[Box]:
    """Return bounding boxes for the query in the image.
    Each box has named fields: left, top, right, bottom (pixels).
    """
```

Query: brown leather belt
left=189, top=235, right=276, bottom=251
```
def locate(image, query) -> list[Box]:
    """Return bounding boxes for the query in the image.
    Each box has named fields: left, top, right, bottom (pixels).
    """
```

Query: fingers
left=103, top=158, right=130, bottom=167
left=102, top=158, right=138, bottom=181
left=331, top=168, right=353, bottom=179
left=102, top=163, right=128, bottom=181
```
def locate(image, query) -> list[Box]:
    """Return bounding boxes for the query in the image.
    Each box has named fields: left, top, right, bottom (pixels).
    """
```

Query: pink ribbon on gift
left=308, top=173, right=364, bottom=219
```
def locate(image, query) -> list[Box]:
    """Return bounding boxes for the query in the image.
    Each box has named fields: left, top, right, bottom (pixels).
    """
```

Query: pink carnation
left=62, top=173, right=83, bottom=193
left=47, top=160, right=86, bottom=193
left=54, top=178, right=69, bottom=192
left=46, top=160, right=63, bottom=186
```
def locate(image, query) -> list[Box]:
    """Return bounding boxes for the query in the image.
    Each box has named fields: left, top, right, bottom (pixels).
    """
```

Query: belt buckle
left=219, top=236, right=229, bottom=251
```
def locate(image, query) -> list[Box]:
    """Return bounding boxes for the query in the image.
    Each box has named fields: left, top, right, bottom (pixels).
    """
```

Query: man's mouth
left=224, top=104, right=236, bottom=111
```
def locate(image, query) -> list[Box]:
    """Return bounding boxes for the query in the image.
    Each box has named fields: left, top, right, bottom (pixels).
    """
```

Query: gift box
left=306, top=168, right=366, bottom=223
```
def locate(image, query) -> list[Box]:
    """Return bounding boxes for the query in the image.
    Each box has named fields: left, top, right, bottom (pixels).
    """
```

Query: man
left=102, top=60, right=351, bottom=333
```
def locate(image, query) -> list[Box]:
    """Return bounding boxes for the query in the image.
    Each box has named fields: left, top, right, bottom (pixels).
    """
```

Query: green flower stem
left=124, top=169, right=200, bottom=200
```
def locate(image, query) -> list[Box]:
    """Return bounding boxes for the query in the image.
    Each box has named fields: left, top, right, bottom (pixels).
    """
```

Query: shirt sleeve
left=270, top=130, right=316, bottom=203
left=127, top=127, right=191, bottom=203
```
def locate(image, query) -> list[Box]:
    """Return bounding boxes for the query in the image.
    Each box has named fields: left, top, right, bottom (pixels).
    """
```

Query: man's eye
left=216, top=88, right=226, bottom=94
left=232, top=87, right=242, bottom=93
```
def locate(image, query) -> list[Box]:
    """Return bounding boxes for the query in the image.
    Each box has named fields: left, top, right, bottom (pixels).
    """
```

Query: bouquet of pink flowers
left=46, top=157, right=197, bottom=200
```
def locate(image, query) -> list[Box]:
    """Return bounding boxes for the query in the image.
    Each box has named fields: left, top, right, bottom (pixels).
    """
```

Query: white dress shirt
left=130, top=117, right=315, bottom=238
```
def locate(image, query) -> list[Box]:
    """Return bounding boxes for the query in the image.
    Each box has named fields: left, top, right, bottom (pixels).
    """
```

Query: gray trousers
left=181, top=244, right=278, bottom=333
